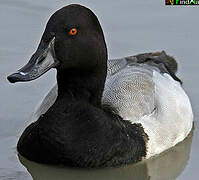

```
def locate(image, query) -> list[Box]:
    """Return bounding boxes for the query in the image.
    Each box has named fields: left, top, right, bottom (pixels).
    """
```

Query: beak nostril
left=37, top=56, right=46, bottom=64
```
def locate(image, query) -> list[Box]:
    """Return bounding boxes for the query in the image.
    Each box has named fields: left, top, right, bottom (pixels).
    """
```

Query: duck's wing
left=103, top=51, right=181, bottom=121
left=107, top=51, right=181, bottom=83
left=103, top=51, right=193, bottom=159
left=126, top=51, right=178, bottom=74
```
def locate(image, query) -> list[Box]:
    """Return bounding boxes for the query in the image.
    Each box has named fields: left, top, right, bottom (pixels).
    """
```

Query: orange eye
left=69, top=28, right=77, bottom=36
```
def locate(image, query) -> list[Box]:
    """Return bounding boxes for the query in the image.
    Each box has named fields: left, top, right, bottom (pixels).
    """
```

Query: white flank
left=135, top=71, right=193, bottom=158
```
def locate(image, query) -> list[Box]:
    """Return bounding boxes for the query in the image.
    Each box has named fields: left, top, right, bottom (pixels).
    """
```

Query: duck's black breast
left=17, top=98, right=148, bottom=167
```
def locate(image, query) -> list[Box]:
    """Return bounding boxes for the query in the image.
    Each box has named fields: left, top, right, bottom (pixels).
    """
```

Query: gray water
left=0, top=0, right=198, bottom=179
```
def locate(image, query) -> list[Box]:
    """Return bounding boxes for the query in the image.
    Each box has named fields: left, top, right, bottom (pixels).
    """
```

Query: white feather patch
left=134, top=71, right=193, bottom=158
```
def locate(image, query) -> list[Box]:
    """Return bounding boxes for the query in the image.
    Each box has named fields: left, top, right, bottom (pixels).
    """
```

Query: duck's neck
left=56, top=66, right=107, bottom=107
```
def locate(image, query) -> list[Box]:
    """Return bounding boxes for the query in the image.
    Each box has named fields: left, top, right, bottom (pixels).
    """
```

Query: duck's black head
left=7, top=4, right=107, bottom=83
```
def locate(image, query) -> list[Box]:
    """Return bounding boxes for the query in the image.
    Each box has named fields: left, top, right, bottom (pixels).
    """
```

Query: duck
left=7, top=4, right=193, bottom=168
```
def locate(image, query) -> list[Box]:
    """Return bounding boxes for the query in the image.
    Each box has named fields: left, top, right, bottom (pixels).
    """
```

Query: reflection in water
left=19, top=130, right=193, bottom=180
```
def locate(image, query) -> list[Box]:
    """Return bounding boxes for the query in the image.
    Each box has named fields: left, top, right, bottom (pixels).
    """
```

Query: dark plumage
left=10, top=4, right=148, bottom=167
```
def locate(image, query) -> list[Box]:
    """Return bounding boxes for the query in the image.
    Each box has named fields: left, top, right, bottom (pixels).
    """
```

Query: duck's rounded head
left=8, top=4, right=107, bottom=83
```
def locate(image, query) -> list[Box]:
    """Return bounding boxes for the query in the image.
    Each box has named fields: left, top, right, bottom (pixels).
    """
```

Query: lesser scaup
left=7, top=4, right=193, bottom=167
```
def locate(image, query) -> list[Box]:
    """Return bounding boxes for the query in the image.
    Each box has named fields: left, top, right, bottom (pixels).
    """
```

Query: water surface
left=0, top=0, right=198, bottom=179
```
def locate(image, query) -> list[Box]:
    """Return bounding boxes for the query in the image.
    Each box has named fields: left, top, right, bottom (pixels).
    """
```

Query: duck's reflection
left=18, top=130, right=193, bottom=180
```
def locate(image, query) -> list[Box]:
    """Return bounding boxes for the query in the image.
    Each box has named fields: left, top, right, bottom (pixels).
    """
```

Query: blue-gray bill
left=7, top=37, right=59, bottom=83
